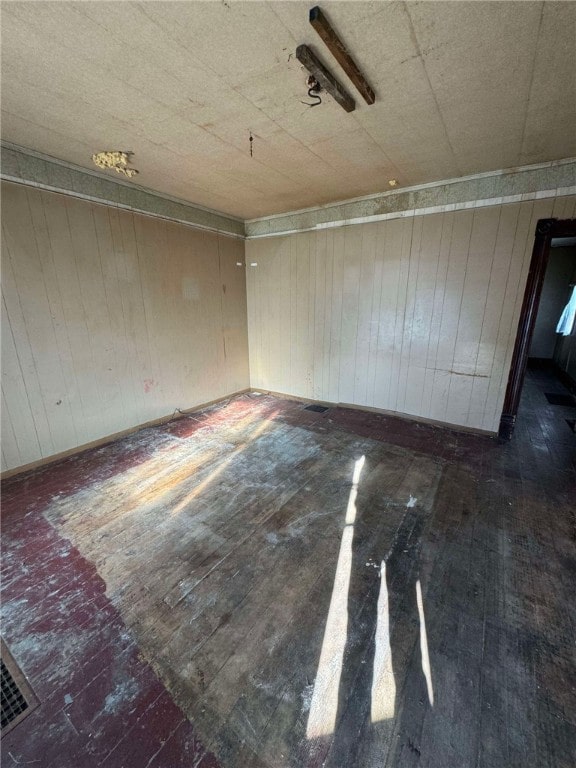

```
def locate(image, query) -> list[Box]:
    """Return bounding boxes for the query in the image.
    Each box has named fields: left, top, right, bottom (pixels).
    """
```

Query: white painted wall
left=3, top=180, right=574, bottom=474
left=1, top=181, right=249, bottom=473
left=246, top=196, right=576, bottom=433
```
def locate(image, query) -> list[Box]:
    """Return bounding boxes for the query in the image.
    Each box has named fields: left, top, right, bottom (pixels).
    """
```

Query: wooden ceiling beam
left=295, top=44, right=356, bottom=113
left=309, top=5, right=376, bottom=105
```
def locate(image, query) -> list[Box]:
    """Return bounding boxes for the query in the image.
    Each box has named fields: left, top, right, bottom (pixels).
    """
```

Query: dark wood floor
left=1, top=369, right=575, bottom=768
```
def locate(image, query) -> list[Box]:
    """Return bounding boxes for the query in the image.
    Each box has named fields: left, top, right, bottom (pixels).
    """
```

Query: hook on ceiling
left=300, top=75, right=322, bottom=108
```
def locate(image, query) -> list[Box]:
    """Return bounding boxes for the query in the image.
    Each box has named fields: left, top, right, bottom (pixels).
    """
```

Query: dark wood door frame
left=499, top=217, right=576, bottom=440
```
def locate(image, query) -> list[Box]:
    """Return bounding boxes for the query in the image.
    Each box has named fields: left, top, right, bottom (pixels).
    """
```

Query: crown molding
left=245, top=157, right=576, bottom=238
left=3, top=142, right=575, bottom=241
left=0, top=142, right=245, bottom=239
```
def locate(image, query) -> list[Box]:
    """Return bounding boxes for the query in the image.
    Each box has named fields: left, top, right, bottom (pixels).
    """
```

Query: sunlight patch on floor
left=170, top=412, right=278, bottom=516
left=416, top=579, right=434, bottom=707
left=371, top=560, right=396, bottom=722
left=306, top=456, right=365, bottom=739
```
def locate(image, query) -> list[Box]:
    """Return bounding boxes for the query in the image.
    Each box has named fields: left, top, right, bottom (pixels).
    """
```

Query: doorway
left=499, top=218, right=576, bottom=440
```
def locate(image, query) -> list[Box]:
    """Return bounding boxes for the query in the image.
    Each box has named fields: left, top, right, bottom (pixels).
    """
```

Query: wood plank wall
left=1, top=181, right=250, bottom=473
left=246, top=195, right=576, bottom=433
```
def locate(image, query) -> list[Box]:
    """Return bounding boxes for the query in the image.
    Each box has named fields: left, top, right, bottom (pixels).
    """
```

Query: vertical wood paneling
left=321, top=230, right=334, bottom=400
left=295, top=233, right=313, bottom=399
left=397, top=214, right=422, bottom=415
left=245, top=240, right=260, bottom=391
left=71, top=195, right=127, bottom=440
left=218, top=235, right=250, bottom=394
left=86, top=201, right=130, bottom=431
left=1, top=181, right=250, bottom=472
left=404, top=214, right=442, bottom=418
left=422, top=213, right=452, bottom=418
left=354, top=222, right=377, bottom=406
left=1, top=294, right=41, bottom=465
left=246, top=195, right=576, bottom=433
left=276, top=238, right=290, bottom=394
left=328, top=229, right=344, bottom=403
left=389, top=219, right=405, bottom=408
left=447, top=208, right=501, bottom=425
left=365, top=222, right=386, bottom=408
left=1, top=389, right=20, bottom=470
left=27, top=188, right=86, bottom=448
left=270, top=239, right=283, bottom=394
left=312, top=231, right=327, bottom=401
left=2, top=200, right=56, bottom=457
left=258, top=237, right=271, bottom=393
left=429, top=210, right=473, bottom=423
left=339, top=227, right=362, bottom=405
left=468, top=204, right=519, bottom=428
left=480, top=202, right=534, bottom=430
left=102, top=205, right=142, bottom=434
left=372, top=219, right=402, bottom=410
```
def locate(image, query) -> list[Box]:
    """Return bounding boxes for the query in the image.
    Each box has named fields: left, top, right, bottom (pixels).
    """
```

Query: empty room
left=1, top=1, right=575, bottom=766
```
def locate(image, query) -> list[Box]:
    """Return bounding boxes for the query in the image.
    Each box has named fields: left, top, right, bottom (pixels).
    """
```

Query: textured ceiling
left=1, top=1, right=575, bottom=219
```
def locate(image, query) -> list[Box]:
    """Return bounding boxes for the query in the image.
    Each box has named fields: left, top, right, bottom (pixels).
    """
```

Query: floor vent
left=545, top=393, right=576, bottom=406
left=304, top=404, right=329, bottom=413
left=1, top=639, right=39, bottom=735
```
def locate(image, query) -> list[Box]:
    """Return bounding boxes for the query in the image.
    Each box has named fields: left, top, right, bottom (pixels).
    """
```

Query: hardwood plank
left=2, top=370, right=575, bottom=767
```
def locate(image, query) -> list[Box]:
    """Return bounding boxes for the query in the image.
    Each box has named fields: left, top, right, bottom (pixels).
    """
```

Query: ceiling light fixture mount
left=92, top=151, right=139, bottom=178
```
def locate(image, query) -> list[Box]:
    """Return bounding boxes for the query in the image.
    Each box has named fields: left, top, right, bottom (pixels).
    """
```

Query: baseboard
left=338, top=401, right=496, bottom=436
left=251, top=387, right=336, bottom=409
left=3, top=385, right=495, bottom=480
left=251, top=388, right=496, bottom=437
left=0, top=388, right=250, bottom=481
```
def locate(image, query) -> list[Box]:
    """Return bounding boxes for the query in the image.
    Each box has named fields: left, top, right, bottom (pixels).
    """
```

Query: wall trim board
left=246, top=187, right=576, bottom=239
left=1, top=142, right=245, bottom=239
left=253, top=389, right=497, bottom=438
left=338, top=402, right=496, bottom=437
left=246, top=159, right=576, bottom=238
left=1, top=141, right=245, bottom=221
left=0, top=389, right=250, bottom=481
left=246, top=157, right=576, bottom=224
left=4, top=142, right=575, bottom=242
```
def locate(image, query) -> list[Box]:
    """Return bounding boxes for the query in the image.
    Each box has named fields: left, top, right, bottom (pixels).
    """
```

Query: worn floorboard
left=1, top=369, right=575, bottom=767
